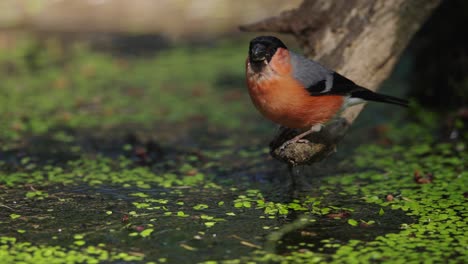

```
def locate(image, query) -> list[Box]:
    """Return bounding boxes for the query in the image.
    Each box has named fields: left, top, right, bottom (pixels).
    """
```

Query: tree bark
left=240, top=0, right=441, bottom=166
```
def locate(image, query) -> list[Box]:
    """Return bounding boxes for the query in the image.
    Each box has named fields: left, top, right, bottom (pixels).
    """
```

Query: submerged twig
left=0, top=203, right=15, bottom=211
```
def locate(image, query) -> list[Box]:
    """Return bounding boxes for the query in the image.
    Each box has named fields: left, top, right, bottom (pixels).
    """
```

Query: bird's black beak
left=250, top=44, right=267, bottom=62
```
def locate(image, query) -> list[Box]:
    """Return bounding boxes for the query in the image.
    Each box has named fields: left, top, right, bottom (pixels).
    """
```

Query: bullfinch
left=245, top=36, right=408, bottom=146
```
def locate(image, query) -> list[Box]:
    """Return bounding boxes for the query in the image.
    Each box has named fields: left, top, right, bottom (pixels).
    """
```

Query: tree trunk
left=240, top=0, right=441, bottom=166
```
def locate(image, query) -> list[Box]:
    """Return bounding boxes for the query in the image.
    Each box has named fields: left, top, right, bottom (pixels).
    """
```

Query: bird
left=245, top=36, right=408, bottom=147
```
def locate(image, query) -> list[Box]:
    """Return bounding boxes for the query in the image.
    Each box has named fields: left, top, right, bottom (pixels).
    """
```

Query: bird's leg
left=280, top=124, right=323, bottom=150
left=290, top=124, right=323, bottom=142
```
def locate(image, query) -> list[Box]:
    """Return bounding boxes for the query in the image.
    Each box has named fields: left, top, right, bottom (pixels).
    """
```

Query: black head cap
left=248, top=36, right=287, bottom=63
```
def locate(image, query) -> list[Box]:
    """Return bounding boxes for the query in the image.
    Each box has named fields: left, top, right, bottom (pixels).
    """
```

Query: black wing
left=289, top=51, right=408, bottom=107
left=306, top=72, right=363, bottom=95
left=307, top=72, right=408, bottom=107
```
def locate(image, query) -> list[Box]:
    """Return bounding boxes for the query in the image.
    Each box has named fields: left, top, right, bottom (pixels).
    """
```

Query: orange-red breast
left=245, top=36, right=408, bottom=144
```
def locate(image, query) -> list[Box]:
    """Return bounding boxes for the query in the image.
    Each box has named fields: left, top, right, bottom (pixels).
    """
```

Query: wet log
left=240, top=0, right=441, bottom=166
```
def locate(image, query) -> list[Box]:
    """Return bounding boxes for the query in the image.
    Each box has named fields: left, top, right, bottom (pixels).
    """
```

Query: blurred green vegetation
left=0, top=36, right=258, bottom=142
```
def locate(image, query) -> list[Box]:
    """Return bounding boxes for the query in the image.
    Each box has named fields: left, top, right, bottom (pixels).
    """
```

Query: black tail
left=351, top=88, right=409, bottom=107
